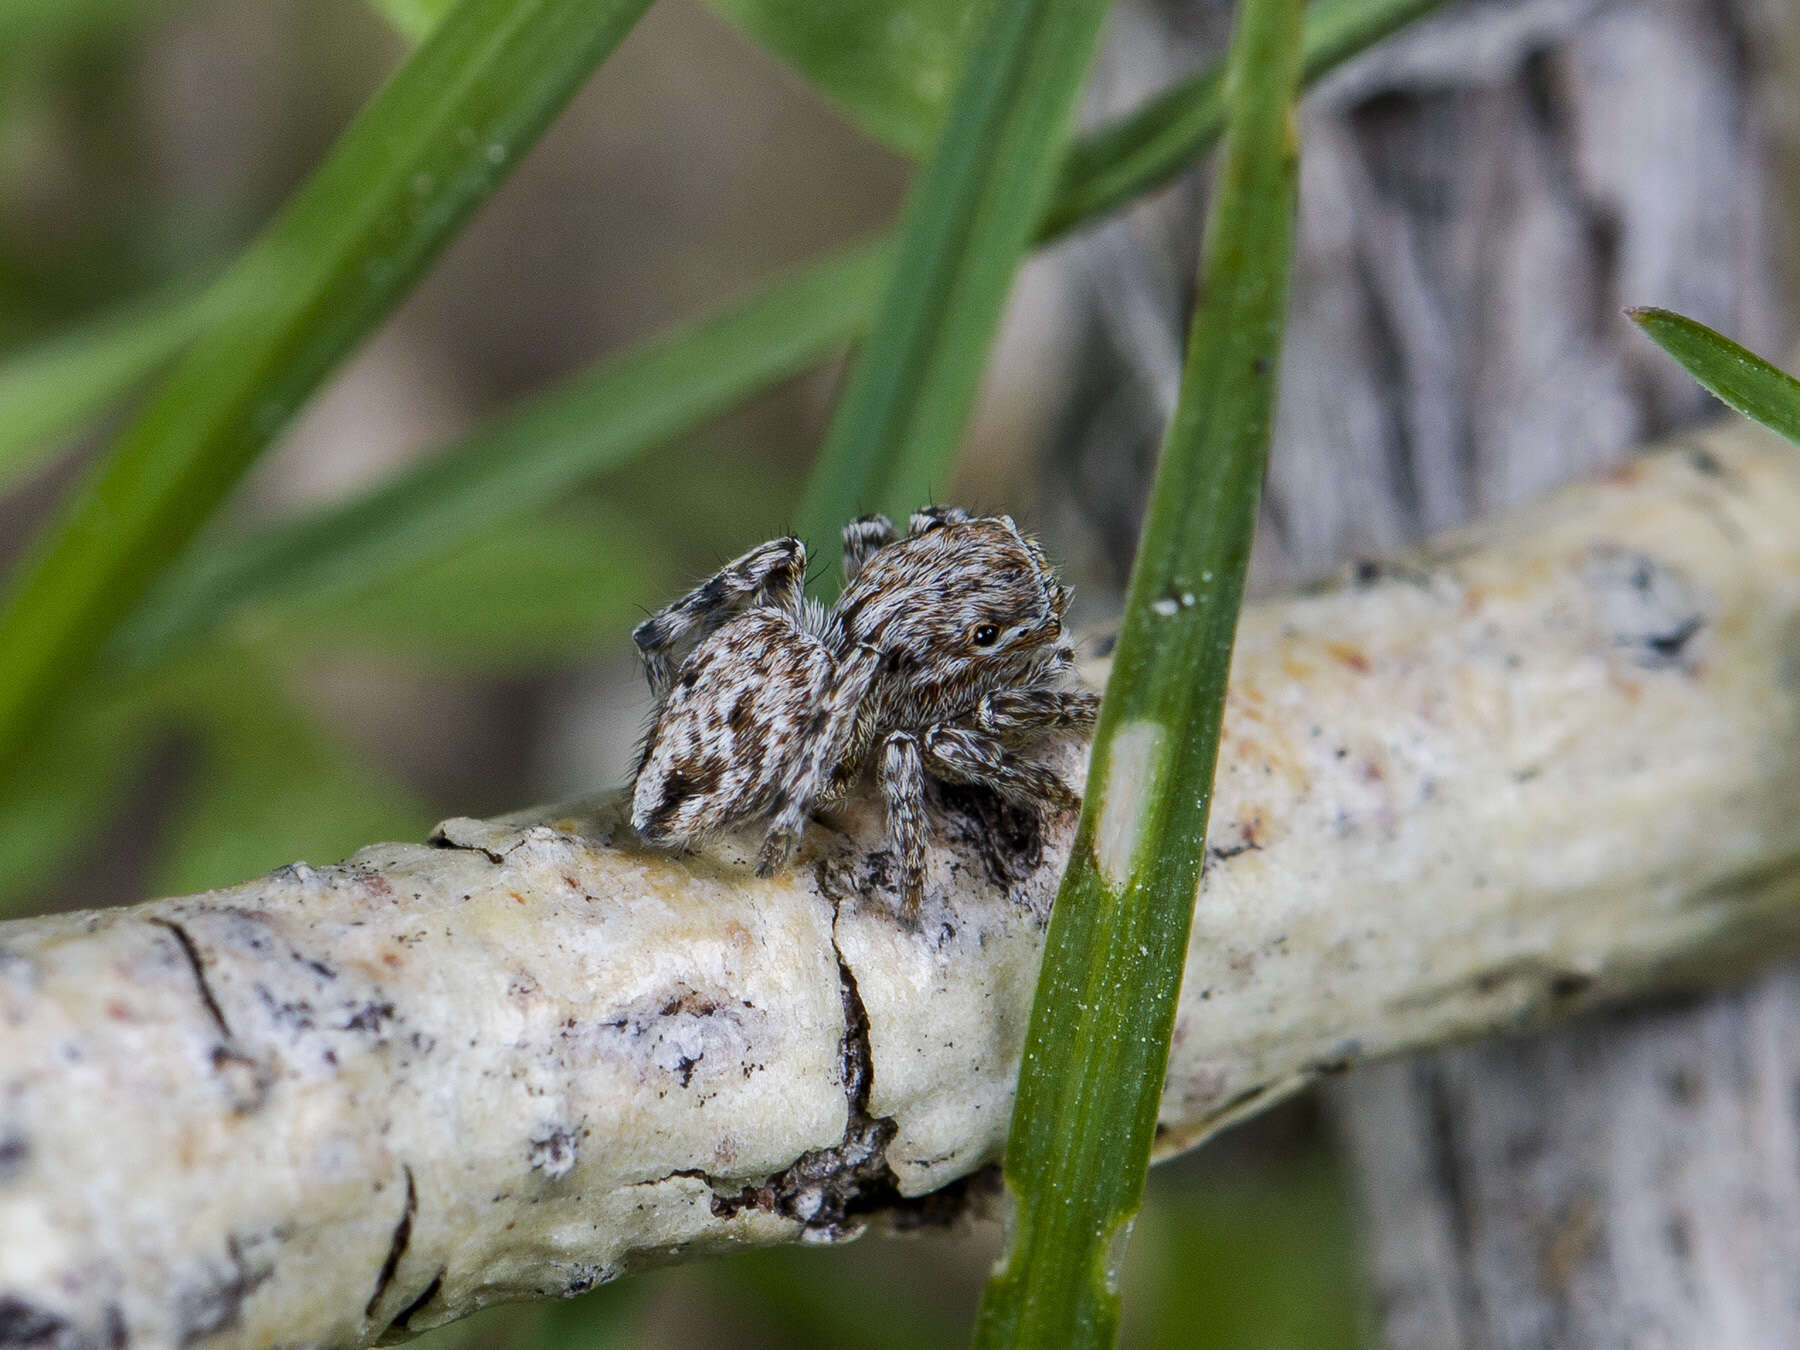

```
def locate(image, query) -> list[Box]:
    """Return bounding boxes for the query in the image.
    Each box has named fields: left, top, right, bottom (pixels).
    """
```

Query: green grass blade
left=107, top=240, right=889, bottom=671
left=0, top=284, right=215, bottom=496
left=1627, top=307, right=1800, bottom=446
left=702, top=0, right=974, bottom=158
left=794, top=0, right=1115, bottom=556
left=972, top=0, right=1306, bottom=1340
left=108, top=0, right=1436, bottom=685
left=368, top=0, right=450, bottom=43
left=0, top=0, right=656, bottom=771
left=1042, top=0, right=1449, bottom=237
left=263, top=503, right=668, bottom=674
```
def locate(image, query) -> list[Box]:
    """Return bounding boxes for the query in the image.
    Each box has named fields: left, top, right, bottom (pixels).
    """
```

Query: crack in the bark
left=383, top=1268, right=444, bottom=1336
left=701, top=926, right=902, bottom=1240
left=365, top=1166, right=417, bottom=1320
left=148, top=918, right=231, bottom=1042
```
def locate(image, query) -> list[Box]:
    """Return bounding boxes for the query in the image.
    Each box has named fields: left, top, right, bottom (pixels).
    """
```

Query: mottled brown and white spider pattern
left=629, top=506, right=1097, bottom=915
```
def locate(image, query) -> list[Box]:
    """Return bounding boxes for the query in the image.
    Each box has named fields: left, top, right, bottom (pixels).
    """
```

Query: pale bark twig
left=3, top=422, right=1800, bottom=1347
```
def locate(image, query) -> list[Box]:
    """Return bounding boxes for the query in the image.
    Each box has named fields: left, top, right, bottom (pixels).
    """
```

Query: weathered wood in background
left=1069, top=0, right=1798, bottom=1343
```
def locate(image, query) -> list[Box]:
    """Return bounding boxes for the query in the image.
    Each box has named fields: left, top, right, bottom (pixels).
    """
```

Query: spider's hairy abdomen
left=631, top=609, right=832, bottom=844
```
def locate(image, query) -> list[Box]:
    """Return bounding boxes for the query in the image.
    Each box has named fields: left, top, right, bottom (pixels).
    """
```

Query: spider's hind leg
left=632, top=536, right=806, bottom=696
left=842, top=513, right=896, bottom=585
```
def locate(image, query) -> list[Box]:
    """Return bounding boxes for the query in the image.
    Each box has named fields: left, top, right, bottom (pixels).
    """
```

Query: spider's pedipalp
left=972, top=688, right=1100, bottom=738
left=920, top=724, right=1079, bottom=815
left=632, top=536, right=807, bottom=695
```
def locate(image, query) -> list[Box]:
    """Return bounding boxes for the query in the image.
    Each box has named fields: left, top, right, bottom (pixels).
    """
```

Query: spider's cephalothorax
left=629, top=506, right=1097, bottom=915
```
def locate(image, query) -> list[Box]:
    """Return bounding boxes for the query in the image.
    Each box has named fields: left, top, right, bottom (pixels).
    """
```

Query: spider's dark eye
left=972, top=624, right=1000, bottom=647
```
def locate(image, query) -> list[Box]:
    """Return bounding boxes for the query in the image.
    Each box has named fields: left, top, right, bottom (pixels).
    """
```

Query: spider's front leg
left=880, top=731, right=928, bottom=917
left=754, top=643, right=883, bottom=879
left=632, top=536, right=806, bottom=696
left=919, top=725, right=1081, bottom=815
left=907, top=504, right=973, bottom=536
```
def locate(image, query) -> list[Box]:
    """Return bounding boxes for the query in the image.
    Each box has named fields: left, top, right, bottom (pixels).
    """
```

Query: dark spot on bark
left=1585, top=547, right=1711, bottom=671
left=255, top=984, right=315, bottom=1033
left=659, top=989, right=723, bottom=1018
left=296, top=955, right=337, bottom=981
left=0, top=1299, right=67, bottom=1348
left=366, top=1166, right=417, bottom=1319
left=172, top=1235, right=271, bottom=1346
left=0, top=1301, right=123, bottom=1350
left=529, top=1129, right=578, bottom=1179
left=1640, top=616, right=1704, bottom=666
left=1685, top=443, right=1725, bottom=478
left=147, top=918, right=230, bottom=1041
left=384, top=1270, right=444, bottom=1335
left=341, top=1001, right=397, bottom=1035
left=560, top=1266, right=603, bottom=1296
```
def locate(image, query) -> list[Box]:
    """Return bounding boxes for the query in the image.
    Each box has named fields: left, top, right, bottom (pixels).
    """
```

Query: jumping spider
left=629, top=506, right=1098, bottom=915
